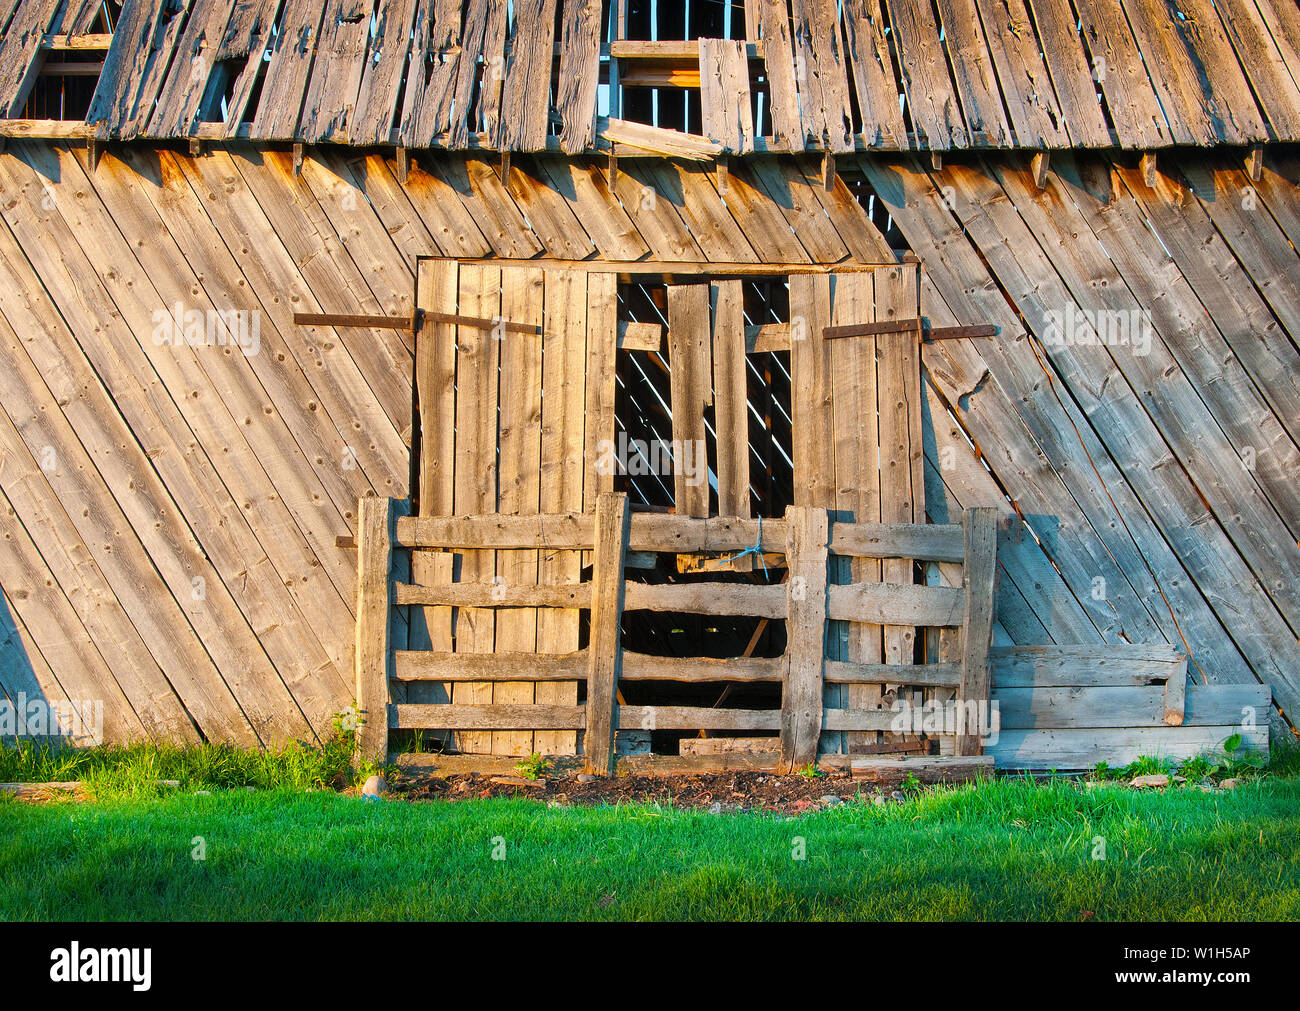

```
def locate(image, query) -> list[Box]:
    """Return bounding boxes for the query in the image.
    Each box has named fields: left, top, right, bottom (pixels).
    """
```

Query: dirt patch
left=390, top=770, right=895, bottom=814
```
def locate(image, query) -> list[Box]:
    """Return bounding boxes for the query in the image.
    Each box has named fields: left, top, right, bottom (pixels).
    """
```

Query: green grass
left=2, top=776, right=1297, bottom=921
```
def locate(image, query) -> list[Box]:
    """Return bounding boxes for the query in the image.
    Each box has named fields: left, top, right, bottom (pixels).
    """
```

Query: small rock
left=820, top=794, right=842, bottom=807
left=362, top=774, right=387, bottom=797
left=1220, top=778, right=1243, bottom=790
left=708, top=802, right=722, bottom=815
left=576, top=773, right=596, bottom=784
left=872, top=794, right=886, bottom=806
left=1130, top=774, right=1169, bottom=788
left=890, top=790, right=905, bottom=802
left=194, top=789, right=211, bottom=796
left=1172, top=775, right=1187, bottom=784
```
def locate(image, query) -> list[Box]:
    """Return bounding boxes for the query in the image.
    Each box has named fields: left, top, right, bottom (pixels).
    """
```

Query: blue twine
left=723, top=515, right=768, bottom=576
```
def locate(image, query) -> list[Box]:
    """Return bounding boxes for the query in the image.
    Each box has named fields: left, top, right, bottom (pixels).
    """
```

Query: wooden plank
left=624, top=583, right=787, bottom=619
left=556, top=0, right=601, bottom=153
left=399, top=0, right=462, bottom=147
left=933, top=0, right=1012, bottom=146
left=667, top=283, right=712, bottom=517
left=828, top=582, right=967, bottom=625
left=780, top=505, right=829, bottom=771
left=85, top=0, right=167, bottom=136
left=493, top=264, right=546, bottom=756
left=990, top=724, right=1267, bottom=769
left=831, top=522, right=965, bottom=562
left=534, top=158, right=653, bottom=260
left=973, top=0, right=1070, bottom=148
left=498, top=0, right=558, bottom=151
left=956, top=506, right=998, bottom=755
left=789, top=0, right=855, bottom=152
left=397, top=580, right=590, bottom=609
left=466, top=0, right=509, bottom=144
left=396, top=650, right=587, bottom=681
left=680, top=737, right=780, bottom=755
left=711, top=280, right=751, bottom=521
left=699, top=38, right=754, bottom=154
left=622, top=653, right=785, bottom=682
left=1020, top=0, right=1113, bottom=147
left=825, top=660, right=961, bottom=687
left=216, top=0, right=281, bottom=136
left=743, top=157, right=851, bottom=261
left=841, top=0, right=910, bottom=149
left=600, top=117, right=724, bottom=159
left=0, top=0, right=65, bottom=116
left=1067, top=0, right=1170, bottom=147
left=350, top=0, right=419, bottom=145
left=788, top=273, right=836, bottom=508
left=758, top=0, right=803, bottom=151
left=993, top=682, right=1268, bottom=730
left=249, top=0, right=326, bottom=140
left=584, top=271, right=619, bottom=506
left=845, top=754, right=993, bottom=783
left=1163, top=670, right=1187, bottom=726
left=145, top=0, right=238, bottom=137
left=356, top=495, right=394, bottom=763
left=392, top=703, right=585, bottom=730
left=585, top=492, right=630, bottom=774
left=620, top=706, right=780, bottom=732
left=884, top=0, right=968, bottom=149
left=991, top=644, right=1189, bottom=686
left=537, top=268, right=587, bottom=756
left=450, top=263, right=501, bottom=754
left=426, top=156, right=543, bottom=259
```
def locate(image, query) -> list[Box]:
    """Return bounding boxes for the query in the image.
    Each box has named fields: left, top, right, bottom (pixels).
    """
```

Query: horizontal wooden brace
left=823, top=319, right=999, bottom=341
left=823, top=660, right=961, bottom=687
left=293, top=310, right=540, bottom=335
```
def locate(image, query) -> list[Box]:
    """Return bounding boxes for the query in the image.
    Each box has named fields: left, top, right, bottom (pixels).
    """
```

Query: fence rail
left=356, top=494, right=999, bottom=773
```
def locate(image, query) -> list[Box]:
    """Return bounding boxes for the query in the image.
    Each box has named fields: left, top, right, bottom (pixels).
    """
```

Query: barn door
left=408, top=260, right=618, bottom=757
left=788, top=264, right=928, bottom=754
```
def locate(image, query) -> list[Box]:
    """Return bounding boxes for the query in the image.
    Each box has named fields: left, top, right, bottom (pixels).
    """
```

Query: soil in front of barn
left=389, top=770, right=890, bottom=814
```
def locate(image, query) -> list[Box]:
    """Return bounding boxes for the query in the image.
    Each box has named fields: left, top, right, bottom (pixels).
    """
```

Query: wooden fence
left=355, top=493, right=998, bottom=773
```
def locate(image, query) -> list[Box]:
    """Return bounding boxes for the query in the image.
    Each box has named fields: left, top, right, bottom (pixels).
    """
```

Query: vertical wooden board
left=829, top=271, right=883, bottom=751
left=399, top=0, right=463, bottom=147
left=1067, top=0, right=1171, bottom=148
left=413, top=258, right=459, bottom=720
left=780, top=506, right=828, bottom=771
left=536, top=269, right=587, bottom=756
left=884, top=0, right=969, bottom=149
left=699, top=39, right=755, bottom=154
left=356, top=495, right=394, bottom=764
left=788, top=273, right=836, bottom=509
left=585, top=271, right=620, bottom=507
left=841, top=0, right=911, bottom=150
left=466, top=0, right=509, bottom=143
left=585, top=492, right=630, bottom=774
left=145, top=0, right=240, bottom=138
left=790, top=0, right=857, bottom=152
left=493, top=265, right=546, bottom=756
left=498, top=0, right=559, bottom=151
left=711, top=280, right=751, bottom=520
left=667, top=283, right=713, bottom=517
left=957, top=507, right=997, bottom=754
left=350, top=0, right=420, bottom=145
left=875, top=266, right=922, bottom=667
left=557, top=0, right=602, bottom=153
left=451, top=263, right=501, bottom=754
left=759, top=0, right=804, bottom=151
left=216, top=0, right=281, bottom=136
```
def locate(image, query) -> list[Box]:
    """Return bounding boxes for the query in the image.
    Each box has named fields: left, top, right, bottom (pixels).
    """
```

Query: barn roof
left=2, top=0, right=1299, bottom=154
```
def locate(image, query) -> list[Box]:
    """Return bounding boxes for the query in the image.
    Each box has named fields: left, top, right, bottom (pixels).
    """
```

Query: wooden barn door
left=788, top=264, right=927, bottom=754
left=409, top=260, right=618, bottom=757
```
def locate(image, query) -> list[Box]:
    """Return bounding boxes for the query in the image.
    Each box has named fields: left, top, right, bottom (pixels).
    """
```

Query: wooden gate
left=355, top=495, right=998, bottom=773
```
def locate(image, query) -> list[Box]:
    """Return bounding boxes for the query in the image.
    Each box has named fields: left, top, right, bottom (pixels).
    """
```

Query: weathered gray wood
left=827, top=583, right=966, bottom=626
left=841, top=0, right=910, bottom=149
left=395, top=581, right=592, bottom=609
left=497, top=0, right=558, bottom=151
left=711, top=280, right=751, bottom=522
left=780, top=505, right=829, bottom=771
left=758, top=0, right=803, bottom=150
left=619, top=706, right=781, bottom=732
left=622, top=652, right=785, bottom=682
left=556, top=0, right=601, bottom=153
left=350, top=0, right=419, bottom=145
left=667, top=283, right=712, bottom=517
left=680, top=737, right=780, bottom=755
left=356, top=496, right=395, bottom=764
left=990, top=724, right=1268, bottom=769
left=624, top=583, right=787, bottom=619
left=699, top=38, right=754, bottom=153
left=790, top=0, right=855, bottom=152
left=993, top=682, right=1267, bottom=729
left=956, top=507, right=997, bottom=755
left=0, top=0, right=69, bottom=116
left=990, top=644, right=1189, bottom=686
left=395, top=650, right=589, bottom=681
left=585, top=492, right=630, bottom=774
left=824, top=660, right=961, bottom=687
left=391, top=703, right=585, bottom=730
left=831, top=521, right=964, bottom=562
left=1163, top=671, right=1187, bottom=727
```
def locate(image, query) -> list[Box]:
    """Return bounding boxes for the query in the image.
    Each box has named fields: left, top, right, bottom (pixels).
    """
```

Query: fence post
left=956, top=507, right=997, bottom=756
left=780, top=506, right=829, bottom=773
left=356, top=495, right=396, bottom=765
left=585, top=492, right=630, bottom=775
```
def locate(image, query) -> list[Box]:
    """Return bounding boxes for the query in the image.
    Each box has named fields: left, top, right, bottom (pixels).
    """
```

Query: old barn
left=0, top=0, right=1292, bottom=777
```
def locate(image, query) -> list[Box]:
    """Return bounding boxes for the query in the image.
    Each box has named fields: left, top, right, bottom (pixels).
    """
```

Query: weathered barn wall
left=0, top=139, right=1293, bottom=745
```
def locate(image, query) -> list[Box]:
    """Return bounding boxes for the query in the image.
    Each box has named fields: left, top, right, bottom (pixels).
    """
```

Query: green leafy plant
left=1120, top=755, right=1174, bottom=779
left=900, top=772, right=923, bottom=794
left=796, top=763, right=824, bottom=779
left=515, top=753, right=552, bottom=781
left=1091, top=761, right=1112, bottom=781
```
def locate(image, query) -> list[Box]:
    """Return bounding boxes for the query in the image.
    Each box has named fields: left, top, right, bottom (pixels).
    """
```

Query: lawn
left=1, top=776, right=1297, bottom=921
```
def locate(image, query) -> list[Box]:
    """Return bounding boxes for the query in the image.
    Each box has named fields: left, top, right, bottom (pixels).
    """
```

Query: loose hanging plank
left=298, top=0, right=375, bottom=143
left=216, top=0, right=281, bottom=137
left=841, top=0, right=910, bottom=150
left=0, top=0, right=66, bottom=117
left=972, top=0, right=1069, bottom=148
left=758, top=0, right=804, bottom=151
left=556, top=0, right=602, bottom=154
left=884, top=0, right=969, bottom=150
left=790, top=0, right=855, bottom=152
left=351, top=0, right=419, bottom=145
left=85, top=0, right=167, bottom=138
left=249, top=0, right=328, bottom=140
left=699, top=38, right=755, bottom=154
left=146, top=0, right=239, bottom=138
left=498, top=0, right=559, bottom=152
